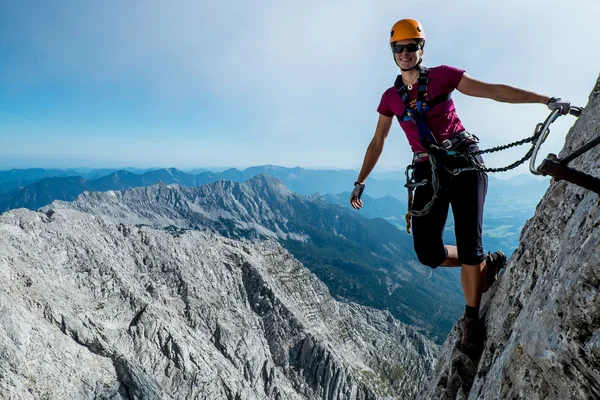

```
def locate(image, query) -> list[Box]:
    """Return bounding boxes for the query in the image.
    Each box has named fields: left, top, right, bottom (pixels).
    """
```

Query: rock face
left=48, top=174, right=311, bottom=242
left=44, top=174, right=465, bottom=342
left=0, top=207, right=437, bottom=399
left=422, top=76, right=600, bottom=398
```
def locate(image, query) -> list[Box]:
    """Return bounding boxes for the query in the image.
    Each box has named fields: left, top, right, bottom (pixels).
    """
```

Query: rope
left=403, top=108, right=591, bottom=229
left=471, top=122, right=546, bottom=173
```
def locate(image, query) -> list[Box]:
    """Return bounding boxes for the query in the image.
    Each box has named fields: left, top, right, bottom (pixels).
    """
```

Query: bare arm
left=457, top=73, right=550, bottom=104
left=351, top=113, right=393, bottom=210
left=356, top=113, right=393, bottom=184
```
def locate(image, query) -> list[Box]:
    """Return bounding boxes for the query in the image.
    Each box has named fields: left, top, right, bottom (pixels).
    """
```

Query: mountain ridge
left=45, top=174, right=465, bottom=342
left=0, top=206, right=437, bottom=399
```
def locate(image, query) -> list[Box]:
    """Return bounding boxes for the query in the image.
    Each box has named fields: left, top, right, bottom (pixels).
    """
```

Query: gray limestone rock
left=0, top=207, right=437, bottom=399
left=422, top=75, right=600, bottom=399
left=42, top=172, right=464, bottom=343
left=45, top=175, right=309, bottom=242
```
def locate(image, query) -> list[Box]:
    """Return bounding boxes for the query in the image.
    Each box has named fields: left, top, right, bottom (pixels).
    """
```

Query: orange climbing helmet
left=389, top=19, right=425, bottom=44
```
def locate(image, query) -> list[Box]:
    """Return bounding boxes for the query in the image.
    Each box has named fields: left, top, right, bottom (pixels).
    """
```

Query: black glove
left=547, top=97, right=570, bottom=115
left=350, top=181, right=365, bottom=201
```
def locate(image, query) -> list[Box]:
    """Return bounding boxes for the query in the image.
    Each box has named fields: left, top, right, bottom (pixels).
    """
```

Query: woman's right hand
left=350, top=182, right=365, bottom=209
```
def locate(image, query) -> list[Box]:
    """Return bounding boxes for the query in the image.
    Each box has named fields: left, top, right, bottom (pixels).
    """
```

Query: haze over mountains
left=0, top=166, right=408, bottom=210
left=0, top=165, right=547, bottom=207
left=0, top=165, right=548, bottom=257
left=0, top=168, right=151, bottom=193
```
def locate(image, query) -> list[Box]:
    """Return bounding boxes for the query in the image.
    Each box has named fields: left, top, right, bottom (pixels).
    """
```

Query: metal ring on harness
left=404, top=155, right=440, bottom=218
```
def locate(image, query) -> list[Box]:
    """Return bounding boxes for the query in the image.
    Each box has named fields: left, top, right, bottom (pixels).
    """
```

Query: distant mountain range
left=1, top=165, right=549, bottom=261
left=0, top=166, right=409, bottom=212
left=0, top=166, right=548, bottom=193
left=47, top=174, right=465, bottom=343
left=0, top=165, right=548, bottom=211
left=0, top=167, right=156, bottom=193
left=0, top=166, right=402, bottom=198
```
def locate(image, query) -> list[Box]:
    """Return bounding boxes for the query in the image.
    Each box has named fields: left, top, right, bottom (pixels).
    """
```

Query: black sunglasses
left=391, top=43, right=421, bottom=54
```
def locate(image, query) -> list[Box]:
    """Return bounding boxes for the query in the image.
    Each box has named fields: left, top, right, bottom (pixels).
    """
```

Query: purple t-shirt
left=377, top=65, right=466, bottom=153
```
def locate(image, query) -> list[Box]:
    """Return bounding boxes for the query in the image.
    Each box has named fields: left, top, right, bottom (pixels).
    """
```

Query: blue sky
left=1, top=0, right=599, bottom=178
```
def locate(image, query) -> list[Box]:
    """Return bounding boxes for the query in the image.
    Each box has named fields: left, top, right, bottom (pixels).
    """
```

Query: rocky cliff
left=0, top=207, right=437, bottom=399
left=422, top=76, right=600, bottom=399
left=43, top=174, right=465, bottom=342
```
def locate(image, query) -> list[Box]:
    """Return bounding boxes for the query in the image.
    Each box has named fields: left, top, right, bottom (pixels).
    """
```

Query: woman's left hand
left=547, top=97, right=571, bottom=115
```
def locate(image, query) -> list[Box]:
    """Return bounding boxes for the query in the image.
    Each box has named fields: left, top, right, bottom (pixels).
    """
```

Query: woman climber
left=350, top=18, right=571, bottom=358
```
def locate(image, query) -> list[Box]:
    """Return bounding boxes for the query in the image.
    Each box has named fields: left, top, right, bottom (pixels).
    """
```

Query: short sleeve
left=439, top=65, right=465, bottom=91
left=377, top=90, right=394, bottom=117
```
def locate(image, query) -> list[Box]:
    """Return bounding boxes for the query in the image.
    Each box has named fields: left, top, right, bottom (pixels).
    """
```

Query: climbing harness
left=399, top=68, right=596, bottom=233
left=398, top=66, right=484, bottom=232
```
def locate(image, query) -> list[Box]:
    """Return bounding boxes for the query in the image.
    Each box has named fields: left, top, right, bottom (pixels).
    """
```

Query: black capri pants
left=411, top=143, right=488, bottom=268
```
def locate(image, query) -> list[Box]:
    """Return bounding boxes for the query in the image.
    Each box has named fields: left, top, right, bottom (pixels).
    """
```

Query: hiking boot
left=459, top=315, right=484, bottom=360
left=483, top=250, right=506, bottom=293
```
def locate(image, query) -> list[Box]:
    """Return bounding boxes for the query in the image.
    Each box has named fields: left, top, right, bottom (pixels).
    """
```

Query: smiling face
left=392, top=39, right=423, bottom=71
